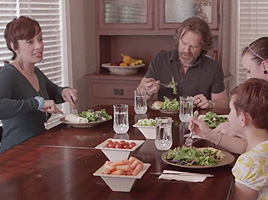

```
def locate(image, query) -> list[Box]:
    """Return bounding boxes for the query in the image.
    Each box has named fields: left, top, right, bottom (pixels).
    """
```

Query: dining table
left=0, top=105, right=237, bottom=200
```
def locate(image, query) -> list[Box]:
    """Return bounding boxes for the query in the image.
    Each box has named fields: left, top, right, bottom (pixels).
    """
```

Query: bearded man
left=137, top=17, right=228, bottom=109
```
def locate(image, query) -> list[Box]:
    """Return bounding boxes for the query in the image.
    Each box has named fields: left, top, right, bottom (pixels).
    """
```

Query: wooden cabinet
left=85, top=0, right=231, bottom=107
left=85, top=73, right=143, bottom=106
left=97, top=0, right=154, bottom=30
left=159, top=0, right=219, bottom=30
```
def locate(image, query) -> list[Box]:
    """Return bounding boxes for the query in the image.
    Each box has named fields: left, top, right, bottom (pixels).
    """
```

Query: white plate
left=102, top=63, right=145, bottom=75
left=93, top=163, right=151, bottom=192
left=60, top=117, right=111, bottom=128
left=95, top=138, right=145, bottom=161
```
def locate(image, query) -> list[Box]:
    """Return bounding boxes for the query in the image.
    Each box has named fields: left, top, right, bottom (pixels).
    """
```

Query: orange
left=119, top=62, right=128, bottom=67
left=123, top=55, right=131, bottom=64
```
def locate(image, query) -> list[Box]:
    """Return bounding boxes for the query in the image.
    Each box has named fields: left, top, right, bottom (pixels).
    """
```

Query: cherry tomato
left=107, top=143, right=115, bottom=148
left=119, top=140, right=125, bottom=145
left=113, top=141, right=119, bottom=146
left=115, top=143, right=122, bottom=149
left=123, top=144, right=130, bottom=149
left=107, top=140, right=113, bottom=144
left=130, top=142, right=136, bottom=147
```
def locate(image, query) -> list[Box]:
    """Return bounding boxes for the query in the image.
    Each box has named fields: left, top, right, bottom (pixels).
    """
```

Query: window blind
left=0, top=0, right=68, bottom=129
left=237, top=0, right=268, bottom=84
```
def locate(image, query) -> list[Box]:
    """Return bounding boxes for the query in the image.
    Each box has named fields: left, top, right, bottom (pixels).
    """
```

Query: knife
left=151, top=172, right=214, bottom=177
left=71, top=96, right=78, bottom=115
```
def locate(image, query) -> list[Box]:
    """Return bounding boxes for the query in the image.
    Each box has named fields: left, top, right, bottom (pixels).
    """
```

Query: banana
left=130, top=58, right=143, bottom=66
left=121, top=54, right=143, bottom=66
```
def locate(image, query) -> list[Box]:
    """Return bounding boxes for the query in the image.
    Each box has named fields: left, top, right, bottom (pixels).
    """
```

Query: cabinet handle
left=114, top=88, right=124, bottom=95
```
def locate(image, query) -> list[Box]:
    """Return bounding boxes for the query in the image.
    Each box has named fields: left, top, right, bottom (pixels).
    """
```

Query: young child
left=190, top=78, right=268, bottom=199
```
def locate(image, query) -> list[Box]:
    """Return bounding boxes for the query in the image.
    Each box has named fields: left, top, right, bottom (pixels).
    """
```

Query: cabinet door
left=97, top=0, right=153, bottom=30
left=159, top=0, right=219, bottom=29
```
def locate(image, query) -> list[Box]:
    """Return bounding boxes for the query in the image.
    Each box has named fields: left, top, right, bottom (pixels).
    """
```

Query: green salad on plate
left=200, top=111, right=228, bottom=128
left=162, top=96, right=180, bottom=110
left=79, top=109, right=112, bottom=123
left=166, top=146, right=225, bottom=166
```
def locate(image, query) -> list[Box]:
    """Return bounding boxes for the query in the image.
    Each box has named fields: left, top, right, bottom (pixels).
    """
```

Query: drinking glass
left=179, top=96, right=193, bottom=122
left=154, top=117, right=173, bottom=151
left=134, top=89, right=147, bottom=114
left=113, top=104, right=129, bottom=134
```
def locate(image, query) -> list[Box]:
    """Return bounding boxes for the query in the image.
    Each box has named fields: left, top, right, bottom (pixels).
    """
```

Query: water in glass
left=155, top=117, right=172, bottom=151
left=179, top=96, right=193, bottom=122
left=134, top=89, right=147, bottom=114
left=113, top=104, right=129, bottom=134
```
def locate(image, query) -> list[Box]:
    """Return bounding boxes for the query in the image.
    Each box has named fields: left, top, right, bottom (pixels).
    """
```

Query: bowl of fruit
left=102, top=54, right=145, bottom=75
left=95, top=138, right=145, bottom=161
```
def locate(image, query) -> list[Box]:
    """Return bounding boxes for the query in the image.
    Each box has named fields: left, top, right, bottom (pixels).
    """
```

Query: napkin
left=159, top=170, right=209, bottom=183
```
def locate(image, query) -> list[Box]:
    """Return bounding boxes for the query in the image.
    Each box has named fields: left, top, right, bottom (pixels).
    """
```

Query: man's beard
left=179, top=52, right=196, bottom=66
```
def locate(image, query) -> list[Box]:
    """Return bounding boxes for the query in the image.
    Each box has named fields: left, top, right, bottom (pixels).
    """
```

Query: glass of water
left=134, top=89, right=147, bottom=114
left=155, top=117, right=173, bottom=151
left=113, top=104, right=129, bottom=134
left=179, top=96, right=193, bottom=123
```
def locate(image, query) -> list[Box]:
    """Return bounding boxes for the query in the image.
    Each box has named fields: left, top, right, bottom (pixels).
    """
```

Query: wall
left=69, top=0, right=96, bottom=112
left=229, top=0, right=238, bottom=90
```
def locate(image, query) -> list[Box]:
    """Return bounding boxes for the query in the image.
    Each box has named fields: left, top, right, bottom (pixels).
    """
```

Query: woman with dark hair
left=0, top=16, right=77, bottom=153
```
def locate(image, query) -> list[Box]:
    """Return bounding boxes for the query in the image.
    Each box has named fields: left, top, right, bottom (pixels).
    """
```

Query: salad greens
left=79, top=109, right=112, bottom=122
left=166, top=146, right=224, bottom=166
left=162, top=96, right=180, bottom=110
left=169, top=77, right=178, bottom=95
left=201, top=111, right=228, bottom=128
left=137, top=118, right=156, bottom=126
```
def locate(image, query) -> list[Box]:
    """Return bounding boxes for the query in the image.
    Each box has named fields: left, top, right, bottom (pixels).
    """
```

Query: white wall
left=69, top=0, right=96, bottom=112
left=229, top=0, right=238, bottom=90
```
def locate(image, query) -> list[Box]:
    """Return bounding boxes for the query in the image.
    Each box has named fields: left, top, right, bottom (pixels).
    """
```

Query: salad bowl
left=133, top=119, right=156, bottom=139
left=133, top=123, right=156, bottom=139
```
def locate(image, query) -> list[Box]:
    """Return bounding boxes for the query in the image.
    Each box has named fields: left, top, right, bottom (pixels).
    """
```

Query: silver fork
left=185, top=110, right=199, bottom=146
left=159, top=82, right=172, bottom=88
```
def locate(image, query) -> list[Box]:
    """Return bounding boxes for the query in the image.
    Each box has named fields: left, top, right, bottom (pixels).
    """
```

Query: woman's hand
left=193, top=94, right=212, bottom=109
left=61, top=88, right=78, bottom=108
left=41, top=100, right=63, bottom=114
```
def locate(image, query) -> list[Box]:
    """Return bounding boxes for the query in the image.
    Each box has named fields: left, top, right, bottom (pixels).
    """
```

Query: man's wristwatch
left=208, top=100, right=215, bottom=109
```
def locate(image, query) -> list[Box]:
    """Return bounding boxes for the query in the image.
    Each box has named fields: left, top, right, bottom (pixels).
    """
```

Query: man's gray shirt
left=145, top=50, right=225, bottom=101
